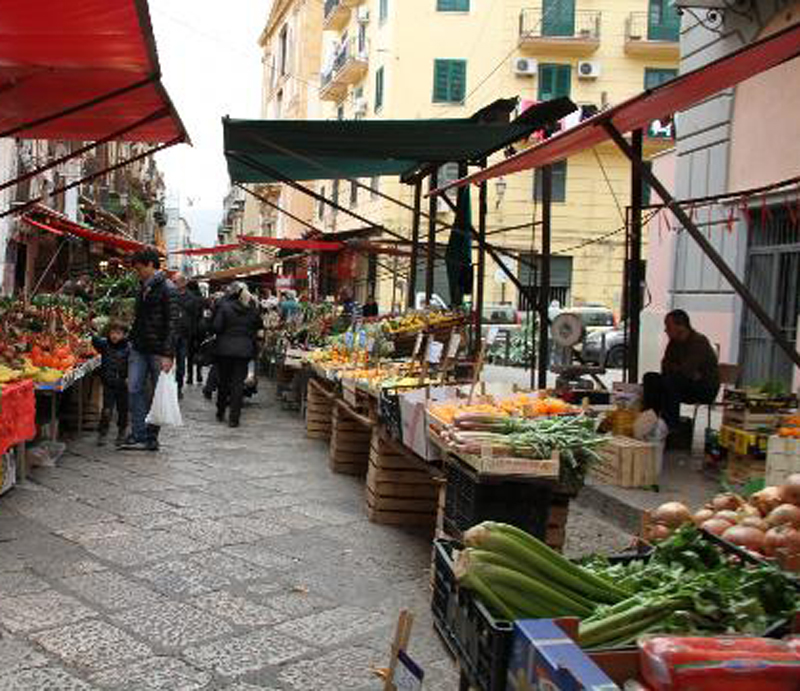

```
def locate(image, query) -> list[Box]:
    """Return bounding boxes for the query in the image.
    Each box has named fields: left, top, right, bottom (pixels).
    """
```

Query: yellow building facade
left=263, top=0, right=679, bottom=311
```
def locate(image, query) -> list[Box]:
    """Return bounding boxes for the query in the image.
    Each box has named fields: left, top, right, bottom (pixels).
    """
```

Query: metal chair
left=693, top=363, right=740, bottom=431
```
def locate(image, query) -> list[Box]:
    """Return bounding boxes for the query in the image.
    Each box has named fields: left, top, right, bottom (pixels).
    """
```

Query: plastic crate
left=443, top=460, right=560, bottom=540
left=432, top=539, right=512, bottom=691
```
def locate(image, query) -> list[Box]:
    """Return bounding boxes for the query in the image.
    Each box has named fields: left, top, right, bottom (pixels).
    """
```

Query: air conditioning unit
left=357, top=7, right=370, bottom=22
left=514, top=57, right=537, bottom=77
left=354, top=97, right=368, bottom=116
left=578, top=61, right=601, bottom=79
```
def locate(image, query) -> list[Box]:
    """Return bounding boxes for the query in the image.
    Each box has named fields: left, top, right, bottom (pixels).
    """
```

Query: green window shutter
left=648, top=0, right=680, bottom=41
left=433, top=59, right=467, bottom=103
left=538, top=64, right=571, bottom=101
left=542, top=0, right=575, bottom=37
left=437, top=0, right=470, bottom=11
left=379, top=0, right=388, bottom=22
left=375, top=67, right=384, bottom=111
left=533, top=160, right=568, bottom=203
left=644, top=67, right=678, bottom=90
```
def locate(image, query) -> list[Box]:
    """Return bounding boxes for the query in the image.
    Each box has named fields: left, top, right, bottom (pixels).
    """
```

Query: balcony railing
left=519, top=8, right=601, bottom=54
left=323, top=0, right=350, bottom=30
left=320, top=37, right=368, bottom=101
left=625, top=11, right=680, bottom=57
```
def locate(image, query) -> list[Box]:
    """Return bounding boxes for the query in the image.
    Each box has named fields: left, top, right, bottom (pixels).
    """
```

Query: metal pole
left=476, top=178, right=488, bottom=358
left=538, top=165, right=552, bottom=390
left=628, top=129, right=644, bottom=383
left=408, top=180, right=422, bottom=308
left=234, top=182, right=320, bottom=235
left=425, top=168, right=439, bottom=303
left=604, top=121, right=800, bottom=372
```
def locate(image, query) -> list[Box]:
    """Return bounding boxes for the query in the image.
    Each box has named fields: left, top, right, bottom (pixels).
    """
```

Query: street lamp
left=495, top=177, right=508, bottom=209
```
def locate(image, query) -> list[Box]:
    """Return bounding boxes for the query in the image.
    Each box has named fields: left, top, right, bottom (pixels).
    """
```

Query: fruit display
left=384, top=309, right=465, bottom=336
left=778, top=415, right=800, bottom=438
left=430, top=393, right=579, bottom=424
left=646, top=475, right=800, bottom=571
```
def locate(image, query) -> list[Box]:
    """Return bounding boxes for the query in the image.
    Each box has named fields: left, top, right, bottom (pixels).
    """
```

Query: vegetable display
left=455, top=521, right=799, bottom=649
left=647, top=476, right=800, bottom=571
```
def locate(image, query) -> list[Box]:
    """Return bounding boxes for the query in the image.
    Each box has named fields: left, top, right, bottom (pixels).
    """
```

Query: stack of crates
left=766, top=436, right=800, bottom=485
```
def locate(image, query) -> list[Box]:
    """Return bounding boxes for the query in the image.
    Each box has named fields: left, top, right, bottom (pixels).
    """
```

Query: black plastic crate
left=443, top=461, right=555, bottom=538
left=432, top=539, right=512, bottom=691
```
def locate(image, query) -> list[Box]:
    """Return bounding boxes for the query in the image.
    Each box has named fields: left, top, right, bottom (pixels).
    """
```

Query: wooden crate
left=590, top=436, right=658, bottom=488
left=306, top=379, right=334, bottom=440
left=726, top=452, right=766, bottom=484
left=722, top=407, right=778, bottom=432
left=60, top=373, right=103, bottom=431
left=366, top=428, right=438, bottom=527
left=329, top=403, right=372, bottom=475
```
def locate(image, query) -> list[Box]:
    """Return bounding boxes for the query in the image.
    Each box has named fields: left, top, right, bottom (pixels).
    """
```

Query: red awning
left=432, top=20, right=800, bottom=194
left=0, top=0, right=188, bottom=143
left=22, top=206, right=149, bottom=254
left=241, top=236, right=345, bottom=251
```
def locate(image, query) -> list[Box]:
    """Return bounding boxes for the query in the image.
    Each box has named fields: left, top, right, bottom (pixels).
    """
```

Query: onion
left=711, top=493, right=742, bottom=512
left=778, top=552, right=800, bottom=573
left=751, top=486, right=785, bottom=516
left=739, top=516, right=769, bottom=532
left=722, top=525, right=766, bottom=553
left=649, top=524, right=672, bottom=541
left=738, top=504, right=761, bottom=519
left=652, top=502, right=692, bottom=529
left=693, top=508, right=715, bottom=526
left=764, top=526, right=787, bottom=557
left=766, top=503, right=800, bottom=527
left=782, top=473, right=800, bottom=505
left=701, top=518, right=734, bottom=536
left=714, top=510, right=740, bottom=524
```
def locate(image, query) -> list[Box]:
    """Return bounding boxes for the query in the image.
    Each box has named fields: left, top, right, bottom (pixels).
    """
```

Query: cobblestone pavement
left=0, top=385, right=631, bottom=690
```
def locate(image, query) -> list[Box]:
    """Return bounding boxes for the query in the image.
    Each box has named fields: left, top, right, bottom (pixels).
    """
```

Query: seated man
left=643, top=309, right=720, bottom=430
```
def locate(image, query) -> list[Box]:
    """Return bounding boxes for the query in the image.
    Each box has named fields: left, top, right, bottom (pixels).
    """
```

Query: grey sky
left=150, top=0, right=270, bottom=245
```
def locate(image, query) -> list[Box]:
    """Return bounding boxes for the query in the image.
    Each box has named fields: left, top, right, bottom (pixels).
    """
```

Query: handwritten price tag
left=447, top=333, right=461, bottom=359
left=412, top=333, right=424, bottom=358
left=427, top=340, right=444, bottom=364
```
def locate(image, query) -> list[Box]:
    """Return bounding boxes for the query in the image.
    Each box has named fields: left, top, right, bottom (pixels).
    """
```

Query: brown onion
left=712, top=493, right=742, bottom=512
left=778, top=552, right=800, bottom=572
left=738, top=504, right=761, bottom=519
left=739, top=516, right=769, bottom=532
left=652, top=502, right=692, bottom=529
left=693, top=508, right=715, bottom=526
left=714, top=510, right=740, bottom=524
left=649, top=524, right=672, bottom=541
left=701, top=518, right=734, bottom=536
left=764, top=526, right=788, bottom=557
left=782, top=474, right=800, bottom=505
left=722, top=525, right=766, bottom=552
left=751, top=486, right=785, bottom=516
left=766, top=503, right=800, bottom=527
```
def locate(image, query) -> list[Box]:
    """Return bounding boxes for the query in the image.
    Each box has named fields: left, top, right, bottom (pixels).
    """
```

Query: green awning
left=223, top=98, right=574, bottom=184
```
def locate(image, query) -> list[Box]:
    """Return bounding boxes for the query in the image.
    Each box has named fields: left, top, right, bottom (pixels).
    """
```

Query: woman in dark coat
left=213, top=282, right=261, bottom=427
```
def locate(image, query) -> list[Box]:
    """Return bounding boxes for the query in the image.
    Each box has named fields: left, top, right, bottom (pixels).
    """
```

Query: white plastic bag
left=145, top=371, right=183, bottom=427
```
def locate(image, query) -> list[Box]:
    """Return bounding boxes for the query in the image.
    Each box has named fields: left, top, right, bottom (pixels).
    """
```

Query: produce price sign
left=426, top=340, right=444, bottom=365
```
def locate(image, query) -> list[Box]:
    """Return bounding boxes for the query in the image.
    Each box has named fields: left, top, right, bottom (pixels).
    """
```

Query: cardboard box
left=506, top=619, right=620, bottom=691
left=398, top=386, right=462, bottom=461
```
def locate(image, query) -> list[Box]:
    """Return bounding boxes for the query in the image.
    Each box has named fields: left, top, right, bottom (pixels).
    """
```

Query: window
left=370, top=176, right=380, bottom=200
left=318, top=186, right=326, bottom=219
left=379, top=0, right=388, bottom=23
left=517, top=255, right=573, bottom=311
left=375, top=66, right=384, bottom=111
left=358, top=23, right=367, bottom=53
left=279, top=25, right=289, bottom=76
left=437, top=0, right=469, bottom=11
left=437, top=162, right=460, bottom=209
left=542, top=0, right=575, bottom=37
left=433, top=59, right=467, bottom=104
left=538, top=64, right=571, bottom=101
left=648, top=0, right=680, bottom=41
left=332, top=179, right=340, bottom=206
left=350, top=180, right=358, bottom=206
left=533, top=160, right=568, bottom=203
left=337, top=105, right=345, bottom=121
left=644, top=67, right=678, bottom=90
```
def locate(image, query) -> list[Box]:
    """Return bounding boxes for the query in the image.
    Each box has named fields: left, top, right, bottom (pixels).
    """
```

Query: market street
left=0, top=384, right=632, bottom=691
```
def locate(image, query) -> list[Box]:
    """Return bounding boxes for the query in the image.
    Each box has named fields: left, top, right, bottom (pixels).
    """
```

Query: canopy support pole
left=538, top=165, right=552, bottom=390
left=408, top=180, right=422, bottom=308
left=1, top=138, right=181, bottom=220
left=627, top=129, right=644, bottom=383
left=425, top=168, right=439, bottom=303
left=0, top=75, right=157, bottom=139
left=234, top=183, right=320, bottom=235
left=604, top=121, right=800, bottom=373
left=476, top=175, right=488, bottom=359
left=0, top=108, right=170, bottom=193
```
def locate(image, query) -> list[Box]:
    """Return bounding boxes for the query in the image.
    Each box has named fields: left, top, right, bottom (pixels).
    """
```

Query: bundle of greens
left=455, top=522, right=799, bottom=649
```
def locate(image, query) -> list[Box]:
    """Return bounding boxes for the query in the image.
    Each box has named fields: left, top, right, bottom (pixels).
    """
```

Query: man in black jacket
left=173, top=273, right=201, bottom=399
left=121, top=249, right=179, bottom=451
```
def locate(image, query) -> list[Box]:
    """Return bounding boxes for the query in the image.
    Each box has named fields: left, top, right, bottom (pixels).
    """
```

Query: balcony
left=625, top=12, right=680, bottom=58
left=519, top=8, right=601, bottom=56
left=319, top=38, right=369, bottom=102
left=323, top=0, right=350, bottom=31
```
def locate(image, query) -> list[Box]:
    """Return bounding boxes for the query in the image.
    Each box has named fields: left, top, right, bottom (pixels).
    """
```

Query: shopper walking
left=173, top=274, right=201, bottom=398
left=186, top=280, right=206, bottom=385
left=121, top=249, right=178, bottom=452
left=213, top=282, right=261, bottom=428
left=91, top=320, right=130, bottom=447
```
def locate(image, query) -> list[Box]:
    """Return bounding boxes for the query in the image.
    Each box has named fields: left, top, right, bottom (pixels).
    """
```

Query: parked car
left=582, top=323, right=627, bottom=368
left=480, top=303, right=521, bottom=341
